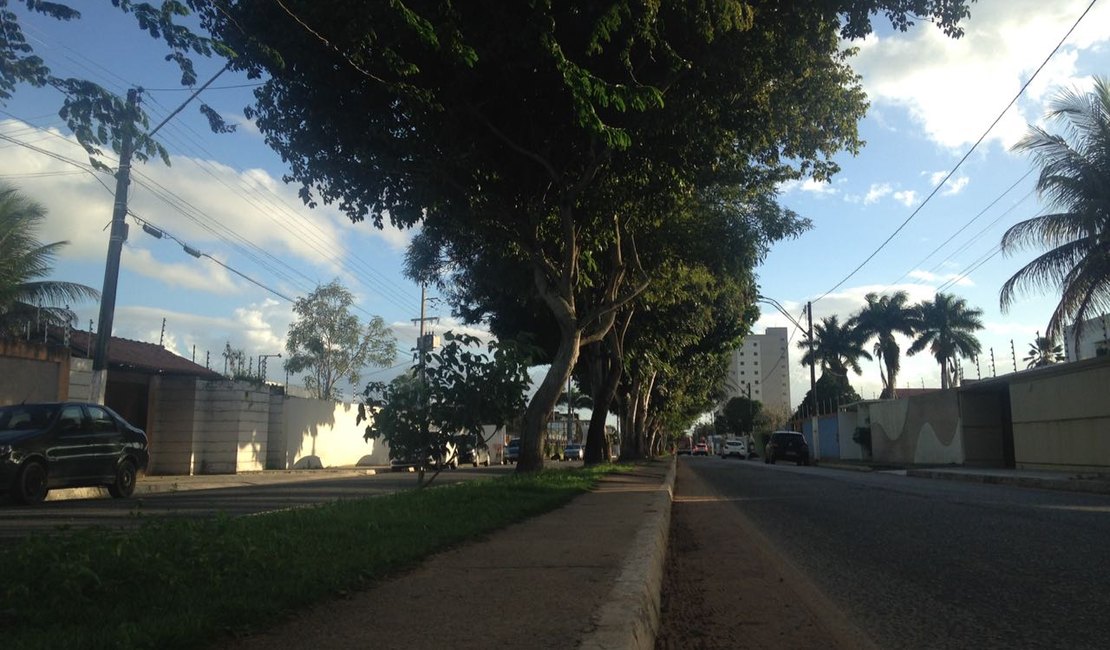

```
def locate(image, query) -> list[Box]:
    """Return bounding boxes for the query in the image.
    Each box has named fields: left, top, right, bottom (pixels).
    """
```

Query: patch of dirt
left=655, top=463, right=873, bottom=650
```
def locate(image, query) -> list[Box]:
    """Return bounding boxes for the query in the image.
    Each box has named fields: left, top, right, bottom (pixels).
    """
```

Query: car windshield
left=0, top=404, right=58, bottom=431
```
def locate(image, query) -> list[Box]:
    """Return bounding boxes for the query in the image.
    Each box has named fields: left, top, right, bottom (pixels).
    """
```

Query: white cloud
left=942, top=176, right=970, bottom=196
left=850, top=0, right=1110, bottom=150
left=779, top=177, right=839, bottom=196
left=864, top=183, right=892, bottom=204
left=893, top=190, right=918, bottom=207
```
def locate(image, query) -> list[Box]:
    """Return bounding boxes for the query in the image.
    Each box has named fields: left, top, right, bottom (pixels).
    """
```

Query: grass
left=0, top=465, right=622, bottom=649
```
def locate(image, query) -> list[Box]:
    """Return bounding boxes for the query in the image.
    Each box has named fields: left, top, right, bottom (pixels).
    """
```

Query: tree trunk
left=584, top=312, right=628, bottom=465
left=518, top=327, right=581, bottom=472
left=940, top=356, right=949, bottom=390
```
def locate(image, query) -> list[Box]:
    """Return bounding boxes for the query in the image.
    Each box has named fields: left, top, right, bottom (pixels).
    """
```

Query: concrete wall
left=149, top=376, right=200, bottom=475
left=192, top=381, right=269, bottom=474
left=0, top=339, right=70, bottom=403
left=1008, top=359, right=1110, bottom=471
left=68, top=358, right=93, bottom=402
left=837, top=409, right=869, bottom=460
left=870, top=391, right=963, bottom=465
left=958, top=390, right=1007, bottom=467
left=268, top=395, right=389, bottom=469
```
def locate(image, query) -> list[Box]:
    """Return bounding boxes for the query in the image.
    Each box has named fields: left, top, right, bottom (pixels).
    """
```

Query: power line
left=813, top=0, right=1099, bottom=305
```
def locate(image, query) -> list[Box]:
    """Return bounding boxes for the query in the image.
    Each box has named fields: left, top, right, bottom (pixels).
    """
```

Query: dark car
left=764, top=430, right=810, bottom=466
left=504, top=439, right=520, bottom=464
left=0, top=402, right=149, bottom=504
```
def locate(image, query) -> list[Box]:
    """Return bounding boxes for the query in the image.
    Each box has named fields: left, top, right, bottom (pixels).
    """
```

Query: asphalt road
left=677, top=456, right=1110, bottom=649
left=0, top=465, right=514, bottom=538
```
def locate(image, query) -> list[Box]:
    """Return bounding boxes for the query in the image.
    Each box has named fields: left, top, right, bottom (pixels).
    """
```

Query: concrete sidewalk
left=45, top=466, right=383, bottom=501
left=820, top=460, right=1110, bottom=496
left=221, top=458, right=675, bottom=650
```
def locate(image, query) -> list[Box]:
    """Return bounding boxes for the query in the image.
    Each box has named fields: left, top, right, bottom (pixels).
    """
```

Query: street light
left=258, top=353, right=282, bottom=381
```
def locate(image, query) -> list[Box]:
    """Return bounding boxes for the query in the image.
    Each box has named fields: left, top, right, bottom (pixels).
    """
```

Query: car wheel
left=15, top=461, right=49, bottom=504
left=108, top=459, right=138, bottom=498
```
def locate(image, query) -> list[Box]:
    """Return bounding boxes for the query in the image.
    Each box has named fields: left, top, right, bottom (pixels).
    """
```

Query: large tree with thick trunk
left=191, top=0, right=971, bottom=472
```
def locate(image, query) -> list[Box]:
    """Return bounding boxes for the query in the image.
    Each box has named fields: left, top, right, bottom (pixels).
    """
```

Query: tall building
left=723, top=327, right=791, bottom=415
left=1064, top=314, right=1110, bottom=361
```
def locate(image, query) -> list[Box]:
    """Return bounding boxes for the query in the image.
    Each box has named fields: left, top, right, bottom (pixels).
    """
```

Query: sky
left=1, top=1, right=1108, bottom=408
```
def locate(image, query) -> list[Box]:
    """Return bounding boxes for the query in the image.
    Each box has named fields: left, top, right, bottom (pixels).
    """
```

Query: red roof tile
left=58, top=329, right=224, bottom=379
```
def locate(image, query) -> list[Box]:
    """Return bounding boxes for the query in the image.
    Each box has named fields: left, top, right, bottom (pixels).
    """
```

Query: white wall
left=270, top=395, right=389, bottom=469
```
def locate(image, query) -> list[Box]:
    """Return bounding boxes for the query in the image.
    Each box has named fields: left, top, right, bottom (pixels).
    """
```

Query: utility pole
left=91, top=88, right=139, bottom=405
left=807, top=301, right=819, bottom=461
left=410, top=284, right=440, bottom=381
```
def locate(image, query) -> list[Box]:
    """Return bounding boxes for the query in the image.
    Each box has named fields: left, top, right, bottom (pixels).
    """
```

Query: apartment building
left=724, top=327, right=791, bottom=415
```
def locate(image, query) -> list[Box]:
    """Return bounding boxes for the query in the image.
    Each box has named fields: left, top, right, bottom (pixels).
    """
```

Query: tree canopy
left=283, top=280, right=397, bottom=400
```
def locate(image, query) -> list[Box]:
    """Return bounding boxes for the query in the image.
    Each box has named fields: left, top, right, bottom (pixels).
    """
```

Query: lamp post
left=258, top=353, right=282, bottom=381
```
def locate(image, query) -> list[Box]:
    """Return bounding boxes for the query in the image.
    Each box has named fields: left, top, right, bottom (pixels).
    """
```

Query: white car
left=564, top=443, right=584, bottom=461
left=720, top=438, right=750, bottom=459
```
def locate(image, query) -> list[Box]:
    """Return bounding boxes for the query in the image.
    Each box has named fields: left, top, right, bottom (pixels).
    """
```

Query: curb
left=906, top=469, right=1110, bottom=496
left=579, top=456, right=676, bottom=650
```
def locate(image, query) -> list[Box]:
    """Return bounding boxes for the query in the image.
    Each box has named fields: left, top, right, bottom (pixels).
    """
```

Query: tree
left=196, top=1, right=971, bottom=472
left=1024, top=331, right=1064, bottom=369
left=907, top=293, right=983, bottom=389
left=797, top=315, right=872, bottom=378
left=1000, top=77, right=1110, bottom=347
left=360, top=331, right=532, bottom=486
left=284, top=280, right=397, bottom=400
left=722, top=395, right=763, bottom=437
left=793, top=372, right=862, bottom=420
left=0, top=184, right=98, bottom=334
left=852, top=291, right=916, bottom=399
left=1, top=3, right=234, bottom=168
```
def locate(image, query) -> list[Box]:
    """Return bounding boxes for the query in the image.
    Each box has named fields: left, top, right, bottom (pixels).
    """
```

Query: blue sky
left=1, top=1, right=1108, bottom=407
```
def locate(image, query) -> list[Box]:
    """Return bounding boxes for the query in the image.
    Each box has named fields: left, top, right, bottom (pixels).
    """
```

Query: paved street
left=0, top=465, right=513, bottom=538
left=662, top=456, right=1110, bottom=649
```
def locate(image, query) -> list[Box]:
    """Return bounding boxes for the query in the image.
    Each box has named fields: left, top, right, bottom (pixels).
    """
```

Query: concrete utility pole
left=411, top=284, right=440, bottom=381
left=807, top=301, right=819, bottom=461
left=91, top=88, right=139, bottom=405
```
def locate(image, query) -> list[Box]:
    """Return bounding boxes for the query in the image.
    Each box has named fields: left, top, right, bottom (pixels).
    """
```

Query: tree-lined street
left=658, top=458, right=1110, bottom=649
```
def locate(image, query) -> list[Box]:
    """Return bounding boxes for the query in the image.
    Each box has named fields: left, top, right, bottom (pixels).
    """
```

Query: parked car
left=390, top=440, right=459, bottom=472
left=564, top=443, right=584, bottom=461
left=719, top=438, right=749, bottom=459
left=676, top=446, right=692, bottom=456
left=459, top=438, right=491, bottom=467
left=764, top=431, right=810, bottom=466
left=692, top=442, right=709, bottom=456
left=504, top=439, right=520, bottom=464
left=0, top=402, right=149, bottom=504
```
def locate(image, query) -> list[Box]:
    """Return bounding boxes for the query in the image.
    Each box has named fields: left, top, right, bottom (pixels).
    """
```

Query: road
left=0, top=465, right=514, bottom=538
left=657, top=456, right=1110, bottom=649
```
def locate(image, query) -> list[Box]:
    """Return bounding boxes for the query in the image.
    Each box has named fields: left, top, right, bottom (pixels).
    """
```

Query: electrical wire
left=813, top=0, right=1100, bottom=305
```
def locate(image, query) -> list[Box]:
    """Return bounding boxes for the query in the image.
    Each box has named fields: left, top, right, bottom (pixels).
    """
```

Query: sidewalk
left=45, top=466, right=384, bottom=501
left=820, top=460, right=1110, bottom=496
left=221, top=458, right=676, bottom=650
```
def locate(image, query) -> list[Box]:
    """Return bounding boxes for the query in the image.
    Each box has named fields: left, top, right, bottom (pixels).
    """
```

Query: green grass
left=1, top=465, right=623, bottom=650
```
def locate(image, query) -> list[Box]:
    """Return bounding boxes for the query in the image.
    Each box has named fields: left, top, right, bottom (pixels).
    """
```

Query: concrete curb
left=906, top=469, right=1110, bottom=496
left=579, top=456, right=676, bottom=650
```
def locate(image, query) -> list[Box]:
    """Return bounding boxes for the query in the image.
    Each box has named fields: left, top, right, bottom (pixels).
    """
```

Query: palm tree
left=555, top=382, right=593, bottom=443
left=1000, top=77, right=1110, bottom=346
left=1023, top=331, right=1064, bottom=369
left=907, top=293, right=983, bottom=389
left=797, top=315, right=872, bottom=378
left=0, top=185, right=98, bottom=334
left=852, top=291, right=916, bottom=399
